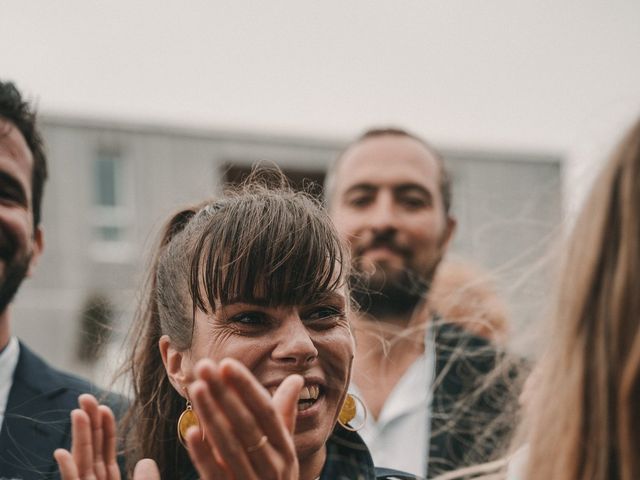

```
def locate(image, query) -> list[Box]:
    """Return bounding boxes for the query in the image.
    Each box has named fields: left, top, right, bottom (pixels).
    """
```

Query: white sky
left=2, top=0, right=640, bottom=204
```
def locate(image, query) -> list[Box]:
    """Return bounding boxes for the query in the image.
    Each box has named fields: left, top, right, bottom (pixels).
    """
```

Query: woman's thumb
left=272, top=374, right=304, bottom=433
left=133, top=459, right=161, bottom=480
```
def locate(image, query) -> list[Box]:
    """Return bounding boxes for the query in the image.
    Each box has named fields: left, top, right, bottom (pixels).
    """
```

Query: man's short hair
left=0, top=80, right=48, bottom=227
left=324, top=127, right=452, bottom=215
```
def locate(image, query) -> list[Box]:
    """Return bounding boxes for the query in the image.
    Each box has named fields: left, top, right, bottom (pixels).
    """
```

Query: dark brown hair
left=120, top=175, right=349, bottom=478
left=324, top=127, right=452, bottom=215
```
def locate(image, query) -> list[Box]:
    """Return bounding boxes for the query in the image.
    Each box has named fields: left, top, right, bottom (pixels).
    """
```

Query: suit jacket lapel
left=0, top=343, right=70, bottom=479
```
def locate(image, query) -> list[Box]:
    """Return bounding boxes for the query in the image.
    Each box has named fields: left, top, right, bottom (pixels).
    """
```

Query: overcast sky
left=2, top=0, right=640, bottom=202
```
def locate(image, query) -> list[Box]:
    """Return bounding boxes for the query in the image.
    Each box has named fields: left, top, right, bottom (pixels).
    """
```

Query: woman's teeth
left=266, top=384, right=320, bottom=410
left=297, top=385, right=320, bottom=411
left=267, top=384, right=320, bottom=399
left=299, top=385, right=320, bottom=401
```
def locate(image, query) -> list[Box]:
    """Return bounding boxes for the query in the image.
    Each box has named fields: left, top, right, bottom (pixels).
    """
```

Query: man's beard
left=349, top=259, right=440, bottom=319
left=0, top=252, right=31, bottom=314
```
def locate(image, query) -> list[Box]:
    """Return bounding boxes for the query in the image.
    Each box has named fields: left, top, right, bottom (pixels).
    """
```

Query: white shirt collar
left=0, top=336, right=21, bottom=430
left=350, top=324, right=435, bottom=477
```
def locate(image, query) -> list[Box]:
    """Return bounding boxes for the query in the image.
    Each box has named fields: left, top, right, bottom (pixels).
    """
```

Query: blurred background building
left=12, top=115, right=560, bottom=381
left=2, top=0, right=639, bottom=382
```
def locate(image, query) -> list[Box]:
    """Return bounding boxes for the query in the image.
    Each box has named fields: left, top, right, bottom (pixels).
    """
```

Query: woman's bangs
left=191, top=194, right=346, bottom=312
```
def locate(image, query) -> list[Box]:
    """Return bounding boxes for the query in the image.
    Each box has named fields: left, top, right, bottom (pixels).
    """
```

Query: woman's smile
left=185, top=298, right=354, bottom=459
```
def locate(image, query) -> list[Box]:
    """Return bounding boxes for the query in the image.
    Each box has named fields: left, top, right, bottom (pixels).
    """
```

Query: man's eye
left=400, top=196, right=429, bottom=209
left=0, top=190, right=19, bottom=204
left=347, top=196, right=372, bottom=208
left=304, top=307, right=344, bottom=323
left=229, top=312, right=268, bottom=326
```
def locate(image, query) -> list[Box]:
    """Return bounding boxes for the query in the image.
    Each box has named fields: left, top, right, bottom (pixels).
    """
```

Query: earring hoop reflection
left=338, top=393, right=367, bottom=432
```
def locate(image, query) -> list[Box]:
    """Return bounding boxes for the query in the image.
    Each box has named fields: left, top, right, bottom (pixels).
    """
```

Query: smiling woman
left=53, top=171, right=417, bottom=480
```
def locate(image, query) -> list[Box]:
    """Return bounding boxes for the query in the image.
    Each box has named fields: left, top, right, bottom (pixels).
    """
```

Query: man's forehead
left=335, top=135, right=441, bottom=191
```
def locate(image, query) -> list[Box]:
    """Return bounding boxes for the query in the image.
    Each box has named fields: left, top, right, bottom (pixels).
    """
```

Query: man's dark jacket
left=427, top=322, right=522, bottom=478
left=0, top=342, right=123, bottom=480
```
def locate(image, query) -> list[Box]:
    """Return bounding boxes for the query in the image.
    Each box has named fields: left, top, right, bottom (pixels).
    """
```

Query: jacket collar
left=0, top=342, right=73, bottom=479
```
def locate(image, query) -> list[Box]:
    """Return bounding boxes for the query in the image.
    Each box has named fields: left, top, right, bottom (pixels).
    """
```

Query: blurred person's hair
left=118, top=169, right=350, bottom=478
left=523, top=116, right=640, bottom=480
left=0, top=80, right=47, bottom=227
left=323, top=127, right=452, bottom=214
left=431, top=115, right=640, bottom=480
left=430, top=258, right=509, bottom=342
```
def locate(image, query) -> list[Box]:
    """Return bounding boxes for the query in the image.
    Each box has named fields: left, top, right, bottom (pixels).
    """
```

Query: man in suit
left=0, top=80, right=114, bottom=480
left=326, top=128, right=518, bottom=478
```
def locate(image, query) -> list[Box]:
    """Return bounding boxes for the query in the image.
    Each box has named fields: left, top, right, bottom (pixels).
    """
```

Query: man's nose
left=367, top=192, right=398, bottom=233
left=271, top=316, right=318, bottom=367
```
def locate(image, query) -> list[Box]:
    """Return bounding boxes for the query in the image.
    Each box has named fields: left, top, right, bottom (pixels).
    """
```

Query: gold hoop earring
left=338, top=393, right=367, bottom=432
left=177, top=388, right=204, bottom=448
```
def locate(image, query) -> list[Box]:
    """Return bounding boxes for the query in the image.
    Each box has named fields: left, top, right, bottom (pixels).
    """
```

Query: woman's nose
left=271, top=316, right=318, bottom=366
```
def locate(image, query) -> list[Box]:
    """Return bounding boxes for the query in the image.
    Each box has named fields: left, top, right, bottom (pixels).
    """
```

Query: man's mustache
left=353, top=235, right=411, bottom=259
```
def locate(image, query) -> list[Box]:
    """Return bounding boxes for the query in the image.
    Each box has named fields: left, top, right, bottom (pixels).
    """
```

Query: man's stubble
left=0, top=250, right=31, bottom=313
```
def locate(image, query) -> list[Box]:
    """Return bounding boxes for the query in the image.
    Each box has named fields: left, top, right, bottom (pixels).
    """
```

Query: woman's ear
left=159, top=335, right=193, bottom=395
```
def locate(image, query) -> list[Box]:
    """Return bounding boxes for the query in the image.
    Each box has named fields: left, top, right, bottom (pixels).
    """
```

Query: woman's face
left=187, top=289, right=354, bottom=459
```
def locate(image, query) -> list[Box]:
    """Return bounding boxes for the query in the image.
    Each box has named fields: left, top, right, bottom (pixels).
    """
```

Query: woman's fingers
left=99, top=405, right=121, bottom=478
left=185, top=427, right=227, bottom=480
left=132, top=459, right=161, bottom=480
left=78, top=394, right=105, bottom=478
left=218, top=359, right=300, bottom=453
left=190, top=358, right=301, bottom=479
left=59, top=396, right=121, bottom=480
left=78, top=393, right=115, bottom=480
left=189, top=368, right=259, bottom=480
left=69, top=409, right=96, bottom=477
left=54, top=448, right=79, bottom=480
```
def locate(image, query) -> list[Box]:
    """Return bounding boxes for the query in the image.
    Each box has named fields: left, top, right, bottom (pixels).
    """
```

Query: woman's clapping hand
left=185, top=358, right=304, bottom=480
left=55, top=359, right=304, bottom=480
left=54, top=394, right=160, bottom=480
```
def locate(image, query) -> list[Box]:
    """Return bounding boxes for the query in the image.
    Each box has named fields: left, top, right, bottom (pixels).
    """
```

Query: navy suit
left=0, top=342, right=122, bottom=480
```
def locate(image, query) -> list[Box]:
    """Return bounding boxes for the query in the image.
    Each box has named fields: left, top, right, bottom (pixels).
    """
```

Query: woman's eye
left=229, top=312, right=268, bottom=326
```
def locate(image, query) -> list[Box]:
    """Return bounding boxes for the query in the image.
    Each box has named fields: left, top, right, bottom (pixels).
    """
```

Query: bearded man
left=326, top=128, right=519, bottom=478
left=0, top=80, right=122, bottom=480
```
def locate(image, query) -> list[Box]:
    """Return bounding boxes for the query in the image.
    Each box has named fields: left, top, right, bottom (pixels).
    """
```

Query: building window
left=223, top=164, right=326, bottom=200
left=90, top=149, right=134, bottom=262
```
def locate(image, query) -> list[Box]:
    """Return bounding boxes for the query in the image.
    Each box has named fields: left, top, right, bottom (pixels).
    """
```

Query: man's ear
left=159, top=335, right=193, bottom=396
left=440, top=215, right=457, bottom=251
left=27, top=226, right=44, bottom=277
